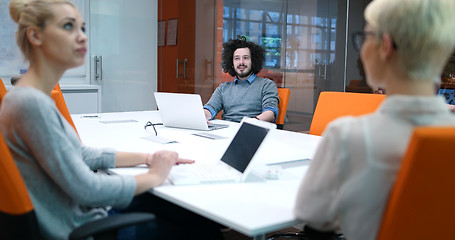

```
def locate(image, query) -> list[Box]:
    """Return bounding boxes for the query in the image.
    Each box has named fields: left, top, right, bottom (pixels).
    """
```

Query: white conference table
left=72, top=111, right=322, bottom=240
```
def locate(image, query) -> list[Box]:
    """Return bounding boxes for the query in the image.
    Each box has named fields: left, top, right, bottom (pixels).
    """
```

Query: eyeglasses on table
left=144, top=121, right=163, bottom=136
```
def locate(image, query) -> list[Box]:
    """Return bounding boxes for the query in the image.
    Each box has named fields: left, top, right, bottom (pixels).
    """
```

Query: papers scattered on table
left=99, top=119, right=138, bottom=124
left=192, top=132, right=227, bottom=140
left=142, top=135, right=178, bottom=144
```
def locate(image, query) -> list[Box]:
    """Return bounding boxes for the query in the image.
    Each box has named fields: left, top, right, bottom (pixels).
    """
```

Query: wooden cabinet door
left=158, top=0, right=196, bottom=94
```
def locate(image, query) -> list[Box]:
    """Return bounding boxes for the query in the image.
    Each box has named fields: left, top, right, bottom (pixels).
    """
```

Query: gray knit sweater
left=0, top=87, right=136, bottom=240
left=204, top=75, right=279, bottom=122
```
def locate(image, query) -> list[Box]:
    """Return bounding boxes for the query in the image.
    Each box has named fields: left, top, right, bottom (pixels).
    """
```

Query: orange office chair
left=276, top=88, right=290, bottom=129
left=51, top=84, right=78, bottom=134
left=269, top=127, right=455, bottom=240
left=376, top=127, right=455, bottom=240
left=1, top=81, right=78, bottom=134
left=0, top=133, right=156, bottom=239
left=0, top=128, right=38, bottom=239
left=0, top=78, right=7, bottom=105
left=53, top=83, right=61, bottom=91
left=309, top=91, right=386, bottom=136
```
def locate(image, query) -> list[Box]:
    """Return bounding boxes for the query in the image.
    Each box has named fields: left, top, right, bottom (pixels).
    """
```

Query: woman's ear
left=26, top=26, right=43, bottom=47
left=379, top=34, right=395, bottom=60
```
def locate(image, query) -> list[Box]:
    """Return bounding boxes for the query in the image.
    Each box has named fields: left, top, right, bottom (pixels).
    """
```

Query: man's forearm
left=256, top=110, right=275, bottom=123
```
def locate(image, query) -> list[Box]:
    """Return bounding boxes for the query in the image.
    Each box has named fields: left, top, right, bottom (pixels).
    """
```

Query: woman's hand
left=135, top=151, right=195, bottom=194
left=146, top=151, right=178, bottom=185
left=147, top=151, right=195, bottom=185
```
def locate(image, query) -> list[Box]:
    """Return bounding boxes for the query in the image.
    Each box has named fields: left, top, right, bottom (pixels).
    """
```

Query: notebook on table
left=154, top=92, right=229, bottom=131
left=168, top=117, right=276, bottom=185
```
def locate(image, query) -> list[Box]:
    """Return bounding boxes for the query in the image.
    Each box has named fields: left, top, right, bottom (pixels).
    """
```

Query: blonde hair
left=9, top=0, right=75, bottom=61
left=365, top=0, right=455, bottom=83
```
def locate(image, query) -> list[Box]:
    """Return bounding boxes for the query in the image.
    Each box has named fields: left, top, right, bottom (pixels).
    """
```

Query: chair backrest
left=377, top=127, right=455, bottom=240
left=0, top=81, right=78, bottom=135
left=276, top=88, right=290, bottom=129
left=0, top=133, right=40, bottom=239
left=51, top=84, right=78, bottom=135
left=0, top=78, right=7, bottom=105
left=309, top=91, right=386, bottom=136
left=53, top=83, right=61, bottom=92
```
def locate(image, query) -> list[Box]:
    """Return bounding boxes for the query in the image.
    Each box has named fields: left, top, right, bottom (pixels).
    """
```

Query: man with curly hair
left=203, top=37, right=279, bottom=123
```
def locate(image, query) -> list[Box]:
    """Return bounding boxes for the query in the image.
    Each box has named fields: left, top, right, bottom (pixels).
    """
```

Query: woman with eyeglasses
left=294, top=0, right=455, bottom=239
left=0, top=0, right=222, bottom=239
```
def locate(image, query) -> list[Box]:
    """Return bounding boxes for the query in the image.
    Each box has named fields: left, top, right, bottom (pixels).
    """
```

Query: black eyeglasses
left=352, top=31, right=376, bottom=52
left=144, top=121, right=163, bottom=136
left=352, top=31, right=398, bottom=52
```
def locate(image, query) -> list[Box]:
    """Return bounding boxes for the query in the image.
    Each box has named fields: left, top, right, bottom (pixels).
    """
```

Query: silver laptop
left=168, top=117, right=276, bottom=185
left=154, top=92, right=229, bottom=131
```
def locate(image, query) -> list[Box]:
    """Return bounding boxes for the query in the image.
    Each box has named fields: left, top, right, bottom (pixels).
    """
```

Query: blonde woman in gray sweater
left=1, top=0, right=222, bottom=239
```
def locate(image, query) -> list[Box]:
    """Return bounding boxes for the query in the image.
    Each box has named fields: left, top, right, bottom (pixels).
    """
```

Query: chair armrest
left=69, top=213, right=156, bottom=240
left=267, top=225, right=345, bottom=240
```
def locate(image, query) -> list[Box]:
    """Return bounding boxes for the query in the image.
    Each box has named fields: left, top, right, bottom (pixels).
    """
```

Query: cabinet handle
left=183, top=58, right=187, bottom=79
left=94, top=56, right=103, bottom=80
left=176, top=58, right=187, bottom=79
left=176, top=59, right=179, bottom=78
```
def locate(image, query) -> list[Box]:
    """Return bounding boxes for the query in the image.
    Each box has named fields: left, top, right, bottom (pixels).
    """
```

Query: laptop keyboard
left=208, top=123, right=229, bottom=130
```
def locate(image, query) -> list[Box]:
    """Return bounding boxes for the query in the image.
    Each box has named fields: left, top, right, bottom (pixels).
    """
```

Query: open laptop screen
left=220, top=122, right=269, bottom=173
left=438, top=88, right=455, bottom=105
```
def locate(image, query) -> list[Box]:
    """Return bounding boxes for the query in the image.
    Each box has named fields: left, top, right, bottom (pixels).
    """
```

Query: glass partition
left=217, top=0, right=347, bottom=131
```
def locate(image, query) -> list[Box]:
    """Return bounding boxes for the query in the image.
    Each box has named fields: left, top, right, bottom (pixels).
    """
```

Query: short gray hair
left=365, top=0, right=455, bottom=83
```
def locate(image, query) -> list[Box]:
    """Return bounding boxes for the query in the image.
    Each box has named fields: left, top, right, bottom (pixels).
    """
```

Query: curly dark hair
left=221, top=37, right=266, bottom=77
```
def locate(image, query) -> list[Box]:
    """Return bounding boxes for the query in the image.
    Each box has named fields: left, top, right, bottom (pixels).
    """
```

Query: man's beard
left=236, top=66, right=252, bottom=78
